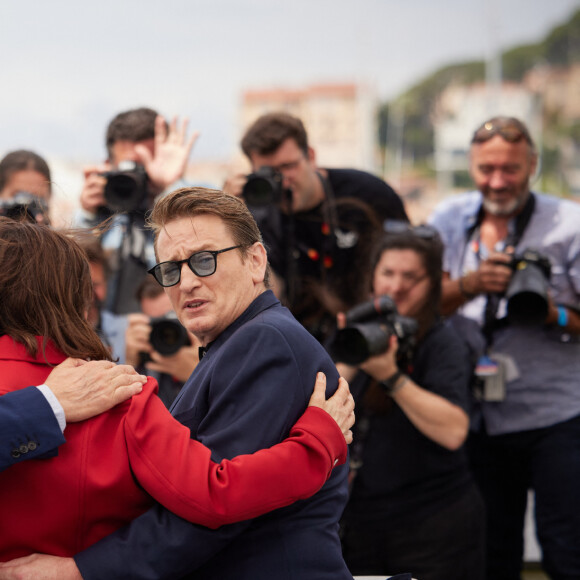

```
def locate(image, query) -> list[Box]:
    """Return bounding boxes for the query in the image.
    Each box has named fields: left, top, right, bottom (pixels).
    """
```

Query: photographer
left=73, top=108, right=198, bottom=360
left=75, top=108, right=197, bottom=227
left=0, top=150, right=51, bottom=224
left=224, top=112, right=408, bottom=343
left=429, top=116, right=580, bottom=579
left=125, top=277, right=198, bottom=407
left=336, top=227, right=484, bottom=580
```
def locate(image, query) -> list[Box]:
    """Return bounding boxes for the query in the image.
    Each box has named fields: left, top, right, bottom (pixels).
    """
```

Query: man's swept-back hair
left=0, top=150, right=51, bottom=194
left=0, top=218, right=112, bottom=361
left=241, top=112, right=309, bottom=158
left=105, top=107, right=160, bottom=158
left=148, top=187, right=270, bottom=286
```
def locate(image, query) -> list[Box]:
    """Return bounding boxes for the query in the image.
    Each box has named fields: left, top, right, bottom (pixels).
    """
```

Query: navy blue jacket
left=76, top=291, right=351, bottom=579
left=0, top=387, right=65, bottom=472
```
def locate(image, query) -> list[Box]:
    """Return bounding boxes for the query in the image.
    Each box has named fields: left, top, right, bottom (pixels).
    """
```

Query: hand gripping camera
left=328, top=295, right=418, bottom=366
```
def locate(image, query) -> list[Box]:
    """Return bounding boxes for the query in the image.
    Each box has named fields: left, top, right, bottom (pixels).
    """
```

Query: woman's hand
left=359, top=334, right=400, bottom=381
left=308, top=373, right=355, bottom=444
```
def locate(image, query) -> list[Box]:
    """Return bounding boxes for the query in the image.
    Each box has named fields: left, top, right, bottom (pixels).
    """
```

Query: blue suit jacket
left=76, top=291, right=351, bottom=579
left=0, top=387, right=65, bottom=472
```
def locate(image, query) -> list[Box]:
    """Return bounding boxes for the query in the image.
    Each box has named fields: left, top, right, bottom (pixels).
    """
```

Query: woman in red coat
left=0, top=218, right=353, bottom=560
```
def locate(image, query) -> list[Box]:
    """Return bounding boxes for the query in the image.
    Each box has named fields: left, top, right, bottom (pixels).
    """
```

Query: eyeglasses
left=383, top=220, right=439, bottom=240
left=471, top=117, right=534, bottom=146
left=148, top=245, right=242, bottom=287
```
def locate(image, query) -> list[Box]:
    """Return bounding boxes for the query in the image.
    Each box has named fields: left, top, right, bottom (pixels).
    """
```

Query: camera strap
left=466, top=193, right=536, bottom=348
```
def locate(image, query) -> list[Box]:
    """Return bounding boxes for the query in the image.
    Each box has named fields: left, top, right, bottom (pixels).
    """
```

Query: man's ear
left=247, top=242, right=268, bottom=284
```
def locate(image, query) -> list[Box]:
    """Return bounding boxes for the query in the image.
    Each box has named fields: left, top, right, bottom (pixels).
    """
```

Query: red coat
left=0, top=336, right=346, bottom=560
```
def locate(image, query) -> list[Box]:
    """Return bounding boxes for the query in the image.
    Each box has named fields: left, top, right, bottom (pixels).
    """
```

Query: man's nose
left=489, top=170, right=508, bottom=190
left=280, top=173, right=292, bottom=189
left=179, top=262, right=202, bottom=290
left=388, top=276, right=406, bottom=295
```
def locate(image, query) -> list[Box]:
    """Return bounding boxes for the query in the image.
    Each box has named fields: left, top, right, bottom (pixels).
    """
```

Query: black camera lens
left=242, top=166, right=285, bottom=207
left=331, top=324, right=391, bottom=366
left=506, top=262, right=550, bottom=325
left=149, top=318, right=191, bottom=356
left=506, top=250, right=551, bottom=326
left=245, top=177, right=276, bottom=205
left=0, top=192, right=50, bottom=224
left=103, top=162, right=148, bottom=213
left=328, top=295, right=417, bottom=365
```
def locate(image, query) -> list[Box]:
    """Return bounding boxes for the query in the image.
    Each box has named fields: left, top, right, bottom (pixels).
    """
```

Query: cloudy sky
left=1, top=0, right=578, bottom=162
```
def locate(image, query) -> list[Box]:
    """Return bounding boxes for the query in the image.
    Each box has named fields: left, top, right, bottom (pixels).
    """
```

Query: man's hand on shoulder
left=45, top=358, right=147, bottom=422
left=0, top=554, right=81, bottom=580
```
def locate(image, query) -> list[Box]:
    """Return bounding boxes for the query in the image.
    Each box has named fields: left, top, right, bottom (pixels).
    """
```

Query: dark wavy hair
left=0, top=218, right=112, bottom=361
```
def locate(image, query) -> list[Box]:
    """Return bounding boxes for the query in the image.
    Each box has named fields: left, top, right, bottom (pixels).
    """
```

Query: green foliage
left=502, top=44, right=544, bottom=81
left=377, top=7, right=580, bottom=166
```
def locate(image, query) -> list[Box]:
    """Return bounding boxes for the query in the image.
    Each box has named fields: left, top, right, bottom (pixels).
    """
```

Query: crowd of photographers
left=1, top=108, right=580, bottom=580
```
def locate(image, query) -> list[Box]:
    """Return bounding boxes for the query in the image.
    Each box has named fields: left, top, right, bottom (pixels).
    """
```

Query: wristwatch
left=380, top=371, right=408, bottom=395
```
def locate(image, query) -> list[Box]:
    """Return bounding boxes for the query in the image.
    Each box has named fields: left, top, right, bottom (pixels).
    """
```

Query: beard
left=482, top=184, right=530, bottom=217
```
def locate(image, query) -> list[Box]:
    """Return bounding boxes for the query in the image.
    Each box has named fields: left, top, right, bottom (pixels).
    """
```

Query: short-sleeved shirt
left=344, top=321, right=473, bottom=524
left=429, top=191, right=580, bottom=435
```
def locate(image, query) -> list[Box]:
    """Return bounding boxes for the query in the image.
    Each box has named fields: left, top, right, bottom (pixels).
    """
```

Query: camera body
left=328, top=295, right=418, bottom=366
left=102, top=161, right=149, bottom=213
left=139, top=313, right=191, bottom=365
left=242, top=166, right=287, bottom=207
left=505, top=249, right=552, bottom=326
left=0, top=192, right=50, bottom=224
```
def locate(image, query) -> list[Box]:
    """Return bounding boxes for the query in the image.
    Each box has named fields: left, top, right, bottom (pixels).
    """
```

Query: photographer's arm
left=361, top=336, right=469, bottom=451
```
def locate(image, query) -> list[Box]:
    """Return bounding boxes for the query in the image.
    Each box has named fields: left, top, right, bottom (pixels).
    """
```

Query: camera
left=139, top=313, right=191, bottom=364
left=102, top=161, right=149, bottom=213
left=328, top=295, right=418, bottom=366
left=0, top=192, right=50, bottom=224
left=242, top=166, right=287, bottom=207
left=505, top=249, right=551, bottom=326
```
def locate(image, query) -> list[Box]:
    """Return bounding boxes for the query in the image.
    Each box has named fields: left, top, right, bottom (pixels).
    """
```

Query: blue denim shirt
left=429, top=191, right=580, bottom=435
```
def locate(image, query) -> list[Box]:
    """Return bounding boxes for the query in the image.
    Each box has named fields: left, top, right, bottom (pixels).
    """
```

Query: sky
left=1, top=0, right=579, bottom=163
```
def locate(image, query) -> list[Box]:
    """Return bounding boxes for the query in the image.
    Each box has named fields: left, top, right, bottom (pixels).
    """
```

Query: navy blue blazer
left=76, top=291, right=352, bottom=579
left=0, top=387, right=65, bottom=472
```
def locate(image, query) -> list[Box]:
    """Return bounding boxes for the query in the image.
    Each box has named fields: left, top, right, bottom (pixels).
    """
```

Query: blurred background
left=1, top=0, right=579, bottom=226
left=2, top=1, right=579, bottom=574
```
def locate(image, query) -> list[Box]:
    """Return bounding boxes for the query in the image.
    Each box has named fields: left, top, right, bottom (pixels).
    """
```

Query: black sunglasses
left=148, top=245, right=242, bottom=287
left=383, top=220, right=439, bottom=240
left=471, top=117, right=533, bottom=146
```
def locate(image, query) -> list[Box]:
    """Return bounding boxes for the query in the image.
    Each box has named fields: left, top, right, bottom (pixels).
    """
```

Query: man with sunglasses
left=429, top=116, right=580, bottom=579
left=8, top=187, right=353, bottom=579
left=224, top=112, right=408, bottom=344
